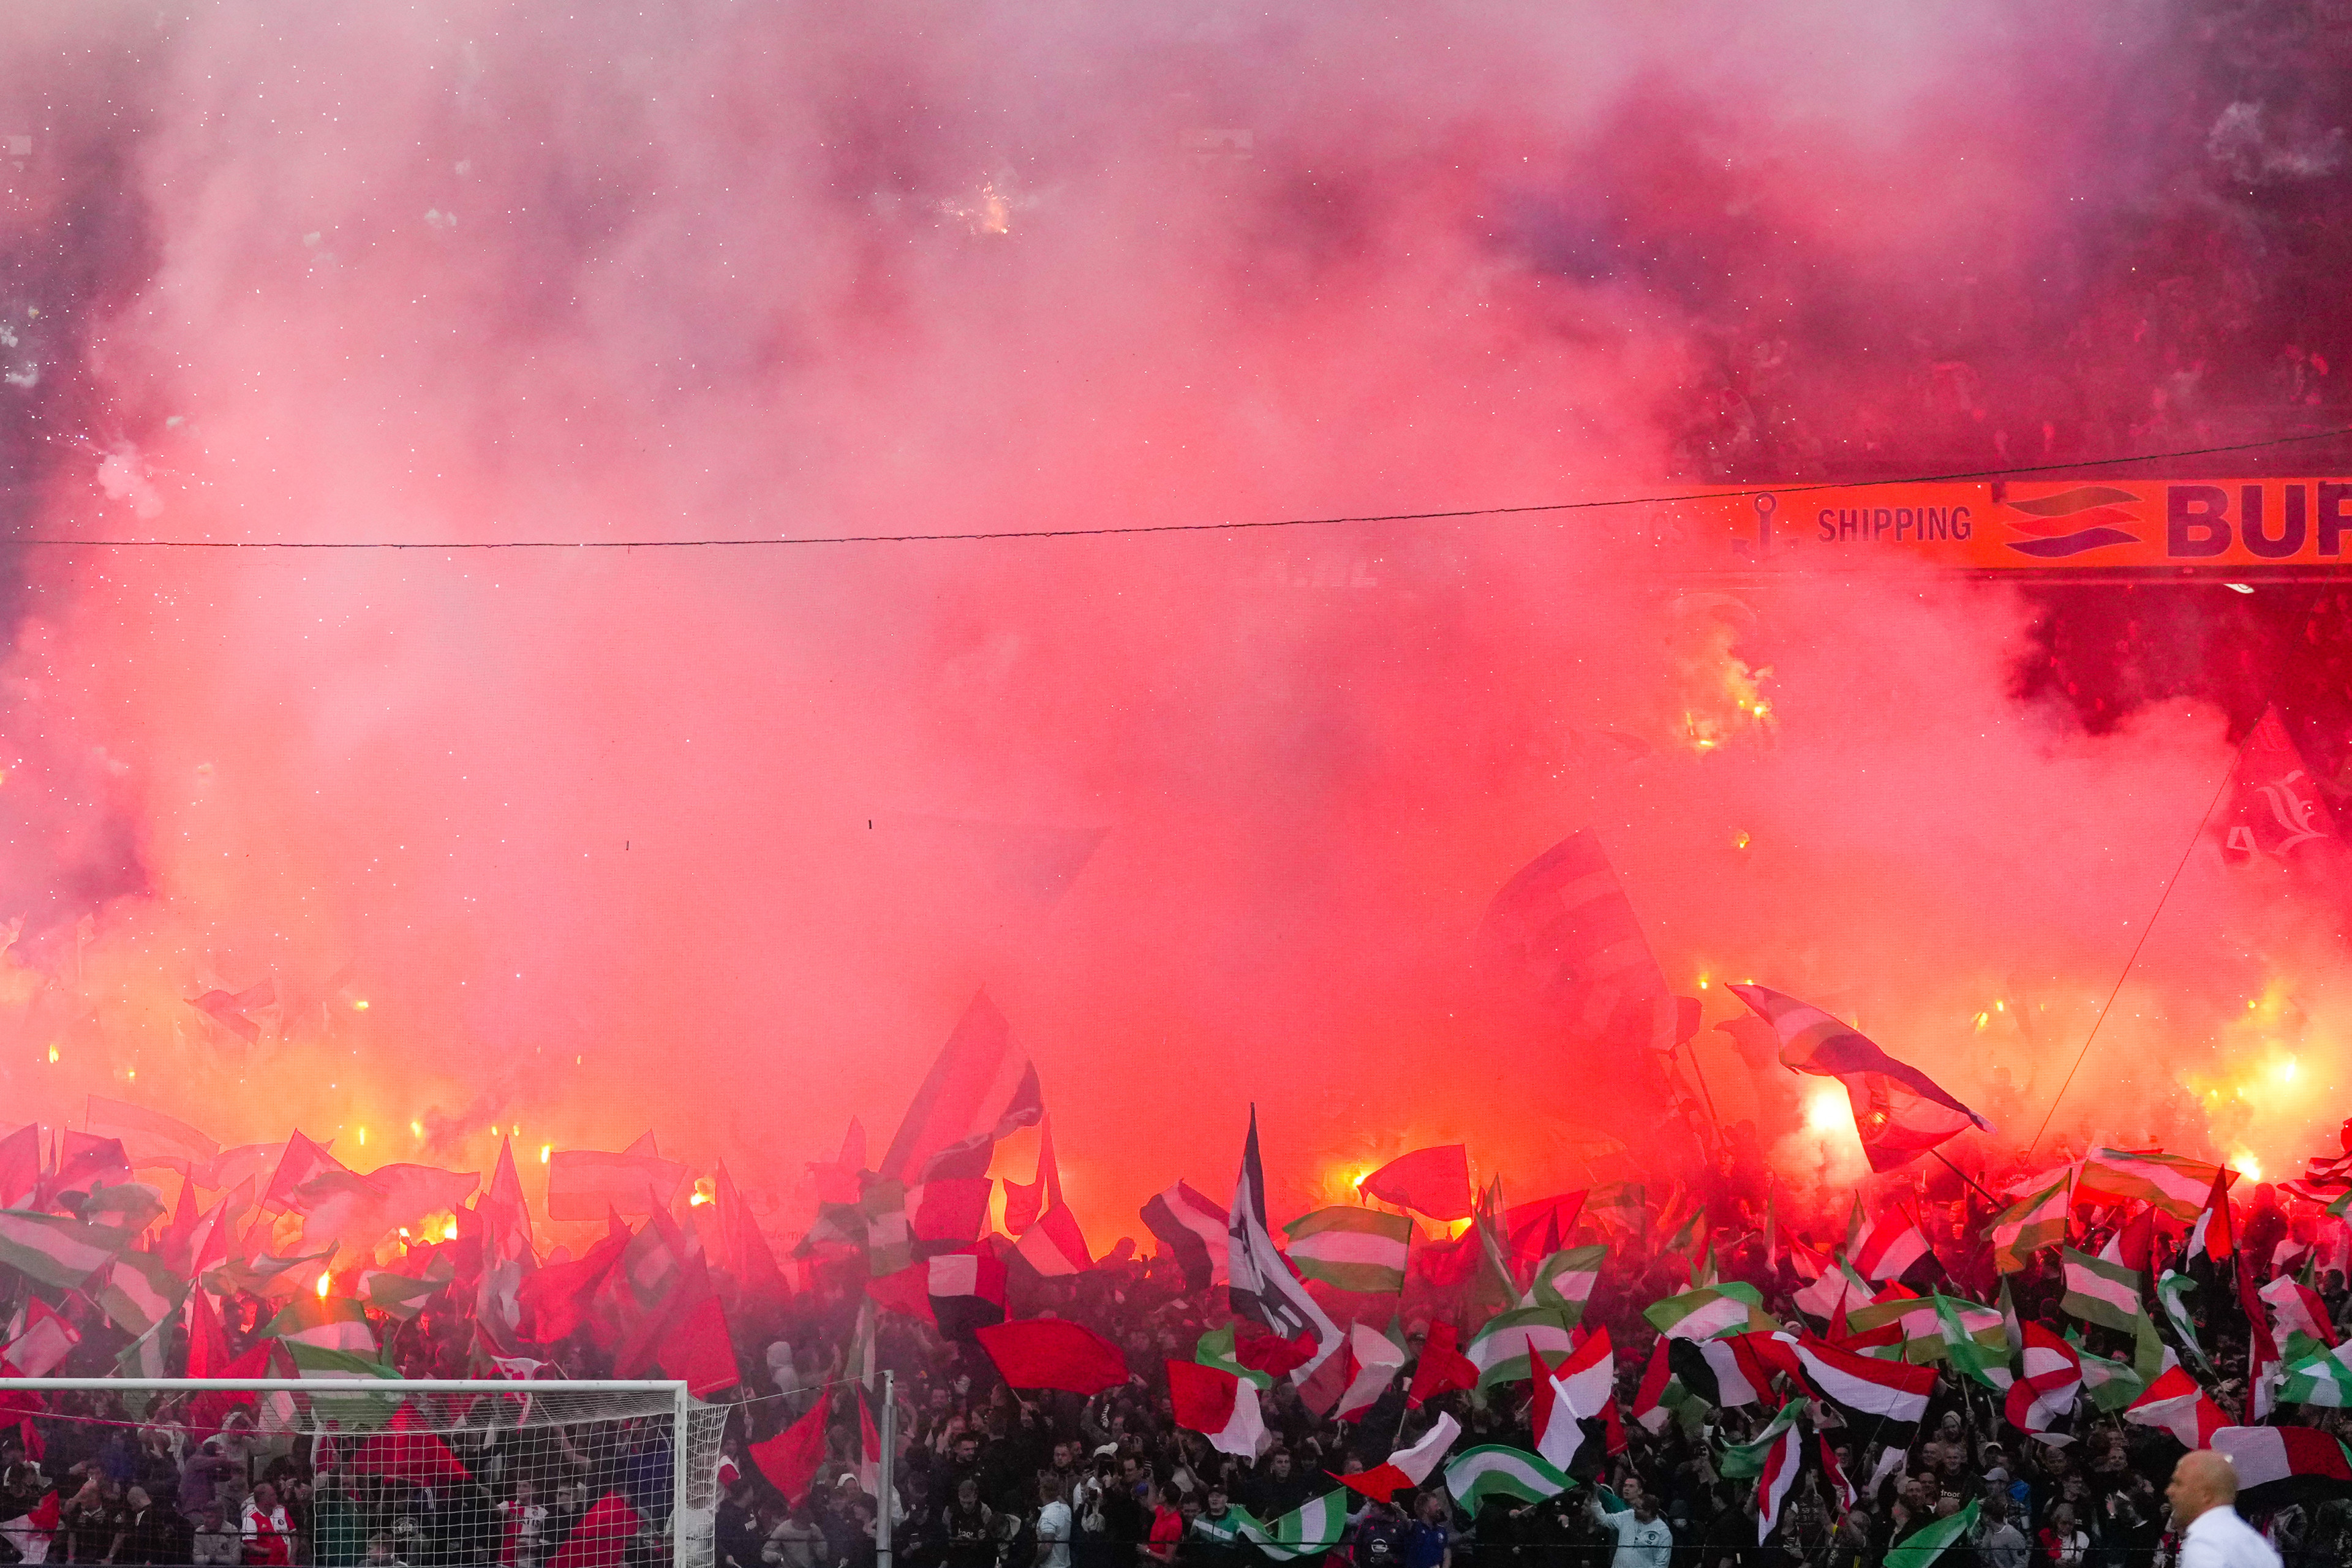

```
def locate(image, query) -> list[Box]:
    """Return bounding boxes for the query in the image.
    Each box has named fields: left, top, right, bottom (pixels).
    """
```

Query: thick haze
left=0, top=0, right=2340, bottom=1245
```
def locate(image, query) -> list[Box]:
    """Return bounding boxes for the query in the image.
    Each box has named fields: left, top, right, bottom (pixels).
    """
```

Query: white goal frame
left=0, top=1378, right=718, bottom=1568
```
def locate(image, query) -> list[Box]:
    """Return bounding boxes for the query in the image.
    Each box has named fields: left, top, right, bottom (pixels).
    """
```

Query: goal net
left=0, top=1378, right=730, bottom=1568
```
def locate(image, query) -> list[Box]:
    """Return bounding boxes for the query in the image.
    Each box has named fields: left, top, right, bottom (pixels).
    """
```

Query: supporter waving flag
left=1227, top=1110, right=1342, bottom=1380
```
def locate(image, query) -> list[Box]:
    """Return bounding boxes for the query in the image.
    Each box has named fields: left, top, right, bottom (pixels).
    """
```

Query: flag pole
left=877, top=1368, right=895, bottom=1568
left=1928, top=1148, right=2000, bottom=1210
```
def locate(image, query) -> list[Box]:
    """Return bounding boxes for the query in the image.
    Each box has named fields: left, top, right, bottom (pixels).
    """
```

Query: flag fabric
left=2156, top=1272, right=2212, bottom=1376
left=2261, top=1275, right=2339, bottom=1348
left=1012, top=1203, right=1093, bottom=1278
left=1166, top=1360, right=1267, bottom=1457
left=1504, top=1194, right=1586, bottom=1283
left=1464, top=1307, right=1575, bottom=1388
left=1141, top=1182, right=1230, bottom=1292
left=1531, top=1329, right=1618, bottom=1469
left=1885, top=1498, right=1979, bottom=1568
left=975, top=1319, right=1126, bottom=1395
left=1668, top=1334, right=1783, bottom=1409
left=2004, top=1323, right=2081, bottom=1433
left=1629, top=1336, right=1681, bottom=1435
left=1645, top=1283, right=1770, bottom=1341
left=259, top=1131, right=348, bottom=1215
left=2074, top=1336, right=2149, bottom=1414
left=1717, top=1399, right=1807, bottom=1480
left=2221, top=704, right=2340, bottom=866
left=926, top=1250, right=1009, bottom=1341
left=907, top=1177, right=993, bottom=1245
left=1335, top=1322, right=1407, bottom=1420
left=2209, top=1425, right=2352, bottom=1509
left=1406, top=1321, right=1479, bottom=1408
left=1793, top=1255, right=1873, bottom=1324
left=1852, top=1213, right=1932, bottom=1283
left=1283, top=1208, right=1412, bottom=1294
left=2239, top=1249, right=2283, bottom=1422
left=1586, top=1182, right=1645, bottom=1236
left=2060, top=1248, right=2143, bottom=1333
left=1934, top=1295, right=2011, bottom=1390
left=1526, top=1344, right=1579, bottom=1471
left=0, top=1126, right=36, bottom=1210
left=82, top=1098, right=218, bottom=1177
left=92, top=1251, right=185, bottom=1340
left=183, top=1287, right=232, bottom=1379
left=2280, top=1339, right=2352, bottom=1408
left=1821, top=1436, right=1856, bottom=1514
left=1476, top=830, right=1681, bottom=1054
left=0, top=1210, right=130, bottom=1289
left=1790, top=1337, right=1936, bottom=1441
left=2078, top=1150, right=2227, bottom=1221
left=1335, top=1414, right=1460, bottom=1502
left=545, top=1148, right=689, bottom=1222
left=2187, top=1167, right=2236, bottom=1264
left=878, top=991, right=1044, bottom=1184
left=1235, top=1492, right=1350, bottom=1561
left=1726, top=984, right=1990, bottom=1171
left=1227, top=1112, right=1341, bottom=1366
left=1991, top=1177, right=2071, bottom=1274
left=2125, top=1365, right=2226, bottom=1447
left=1443, top=1447, right=1568, bottom=1512
left=750, top=1401, right=830, bottom=1506
left=1357, top=1147, right=1474, bottom=1221
left=1528, top=1245, right=1605, bottom=1321
left=0, top=1300, right=76, bottom=1378
left=1001, top=1117, right=1062, bottom=1237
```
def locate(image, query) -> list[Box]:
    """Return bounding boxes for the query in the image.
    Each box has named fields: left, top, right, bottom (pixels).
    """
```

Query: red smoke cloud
left=0, top=0, right=2342, bottom=1246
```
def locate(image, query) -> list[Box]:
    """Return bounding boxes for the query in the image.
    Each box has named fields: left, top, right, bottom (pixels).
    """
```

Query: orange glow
left=440, top=1219, right=459, bottom=1241
left=1805, top=1086, right=1847, bottom=1134
left=315, top=1271, right=330, bottom=1298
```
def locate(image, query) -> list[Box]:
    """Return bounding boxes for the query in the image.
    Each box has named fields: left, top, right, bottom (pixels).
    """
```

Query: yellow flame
left=689, top=1176, right=716, bottom=1207
left=539, top=1144, right=551, bottom=1164
left=1732, top=831, right=1751, bottom=851
left=315, top=1272, right=330, bottom=1298
left=2235, top=1153, right=2263, bottom=1183
left=1973, top=1011, right=1989, bottom=1032
left=1806, top=1086, right=1847, bottom=1133
left=410, top=1120, right=423, bottom=1138
left=357, top=1126, right=366, bottom=1146
left=442, top=1219, right=459, bottom=1241
left=45, top=1045, right=56, bottom=1063
left=352, top=999, right=369, bottom=1011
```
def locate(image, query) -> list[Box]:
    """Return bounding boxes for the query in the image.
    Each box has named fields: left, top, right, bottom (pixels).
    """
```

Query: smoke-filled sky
left=0, top=0, right=2344, bottom=1244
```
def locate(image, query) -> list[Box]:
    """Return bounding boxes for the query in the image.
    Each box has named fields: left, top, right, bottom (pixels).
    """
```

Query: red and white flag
left=1335, top=1413, right=1461, bottom=1501
left=1140, top=1182, right=1229, bottom=1292
left=1012, top=1204, right=1093, bottom=1278
left=877, top=992, right=1043, bottom=1185
left=1852, top=1213, right=1932, bottom=1283
left=1476, top=830, right=1686, bottom=1055
left=1757, top=1415, right=1804, bottom=1535
left=2125, top=1366, right=2225, bottom=1450
left=1727, top=985, right=1990, bottom=1172
left=1790, top=1337, right=1935, bottom=1442
left=2210, top=1425, right=2352, bottom=1510
left=1167, top=1359, right=1267, bottom=1457
left=1335, top=1323, right=1406, bottom=1422
left=2002, top=1322, right=2081, bottom=1436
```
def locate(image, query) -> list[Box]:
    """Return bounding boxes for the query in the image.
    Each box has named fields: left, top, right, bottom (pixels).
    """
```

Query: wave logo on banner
left=2000, top=486, right=2145, bottom=559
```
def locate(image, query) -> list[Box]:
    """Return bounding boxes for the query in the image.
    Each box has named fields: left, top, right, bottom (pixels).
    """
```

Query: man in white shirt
left=1036, top=1474, right=1074, bottom=1568
left=1586, top=1485, right=1673, bottom=1568
left=2169, top=1450, right=2283, bottom=1568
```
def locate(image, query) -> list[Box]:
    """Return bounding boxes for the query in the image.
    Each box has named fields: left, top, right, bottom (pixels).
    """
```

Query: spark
left=1973, top=1011, right=1989, bottom=1031
left=539, top=1144, right=551, bottom=1163
left=2234, top=1153, right=2263, bottom=1183
left=409, top=1120, right=423, bottom=1138
left=45, top=1045, right=56, bottom=1063
left=315, top=1272, right=331, bottom=1298
left=1732, top=831, right=1751, bottom=851
left=357, top=1126, right=366, bottom=1146
left=352, top=999, right=369, bottom=1011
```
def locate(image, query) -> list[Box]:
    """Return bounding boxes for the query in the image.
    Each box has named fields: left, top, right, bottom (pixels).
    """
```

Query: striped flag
left=266, top=1295, right=377, bottom=1355
left=1227, top=1112, right=1341, bottom=1370
left=1528, top=1244, right=1605, bottom=1321
left=0, top=1298, right=77, bottom=1376
left=878, top=992, right=1044, bottom=1185
left=1534, top=1326, right=1616, bottom=1469
left=1717, top=1398, right=1806, bottom=1480
left=1442, top=1447, right=1568, bottom=1512
left=2155, top=1270, right=2212, bottom=1375
left=1991, top=1177, right=2071, bottom=1274
left=82, top=1097, right=219, bottom=1177
left=1794, top=1254, right=1872, bottom=1324
left=1235, top=1492, right=1349, bottom=1561
left=1335, top=1322, right=1407, bottom=1420
left=1852, top=1213, right=1931, bottom=1283
left=2281, top=1340, right=2352, bottom=1407
left=2005, top=1322, right=2081, bottom=1433
left=1465, top=1306, right=1575, bottom=1388
left=2128, top=1365, right=2225, bottom=1445
left=2060, top=1248, right=2143, bottom=1333
left=1646, top=1283, right=1772, bottom=1341
left=1283, top=1208, right=1412, bottom=1294
left=1141, top=1182, right=1229, bottom=1292
left=2071, top=1333, right=2147, bottom=1414
left=1885, top=1498, right=1978, bottom=1568
left=1755, top=1403, right=1806, bottom=1534
left=1476, top=830, right=1683, bottom=1055
left=1726, top=984, right=1989, bottom=1172
left=1667, top=1334, right=1786, bottom=1408
left=92, top=1250, right=186, bottom=1337
left=2260, top=1274, right=2338, bottom=1349
left=2078, top=1149, right=2225, bottom=1221
left=1335, top=1414, right=1460, bottom=1502
left=0, top=1209, right=132, bottom=1289
left=1587, top=1182, right=1646, bottom=1235
left=2188, top=1166, right=2237, bottom=1264
left=1790, top=1336, right=1936, bottom=1442
left=2210, top=1425, right=2352, bottom=1510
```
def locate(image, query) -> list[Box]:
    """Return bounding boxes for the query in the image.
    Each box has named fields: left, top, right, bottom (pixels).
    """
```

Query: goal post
left=0, top=1378, right=729, bottom=1568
